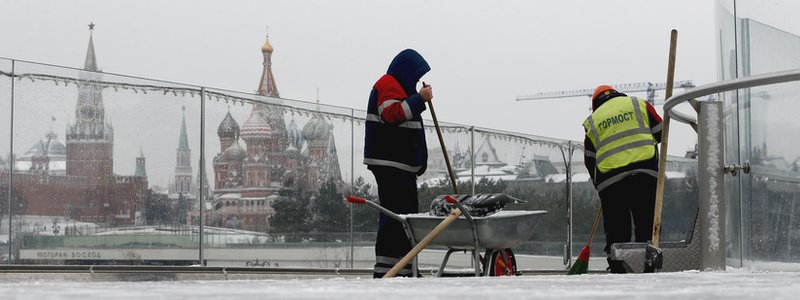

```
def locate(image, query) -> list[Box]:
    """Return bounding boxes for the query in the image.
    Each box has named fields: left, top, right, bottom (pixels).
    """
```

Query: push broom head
left=567, top=245, right=591, bottom=275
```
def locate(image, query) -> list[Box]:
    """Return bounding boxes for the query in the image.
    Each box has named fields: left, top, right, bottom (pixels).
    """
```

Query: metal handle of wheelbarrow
left=346, top=196, right=406, bottom=223
left=445, top=195, right=474, bottom=223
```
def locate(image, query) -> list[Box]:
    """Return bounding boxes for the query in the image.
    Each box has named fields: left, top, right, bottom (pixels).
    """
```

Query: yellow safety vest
left=583, top=96, right=656, bottom=174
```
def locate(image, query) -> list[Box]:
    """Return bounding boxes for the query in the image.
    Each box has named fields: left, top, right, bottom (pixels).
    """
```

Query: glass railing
left=717, top=0, right=800, bottom=270
left=0, top=57, right=700, bottom=271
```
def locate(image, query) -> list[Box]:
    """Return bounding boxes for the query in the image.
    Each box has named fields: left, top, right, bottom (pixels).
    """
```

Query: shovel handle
left=651, top=29, right=678, bottom=247
left=424, top=81, right=459, bottom=195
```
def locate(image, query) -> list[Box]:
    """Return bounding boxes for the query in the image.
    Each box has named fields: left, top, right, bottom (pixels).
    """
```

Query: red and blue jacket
left=364, top=49, right=430, bottom=175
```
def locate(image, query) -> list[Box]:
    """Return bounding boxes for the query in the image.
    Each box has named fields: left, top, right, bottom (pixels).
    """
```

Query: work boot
left=606, top=258, right=628, bottom=274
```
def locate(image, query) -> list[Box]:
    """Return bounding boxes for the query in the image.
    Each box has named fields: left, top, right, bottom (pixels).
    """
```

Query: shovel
left=645, top=29, right=678, bottom=273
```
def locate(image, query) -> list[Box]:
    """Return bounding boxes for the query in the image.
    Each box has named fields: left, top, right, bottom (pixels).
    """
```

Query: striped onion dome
left=240, top=108, right=272, bottom=141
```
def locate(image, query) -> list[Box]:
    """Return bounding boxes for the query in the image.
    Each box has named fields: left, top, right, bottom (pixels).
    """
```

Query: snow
left=704, top=104, right=721, bottom=253
left=1, top=270, right=800, bottom=299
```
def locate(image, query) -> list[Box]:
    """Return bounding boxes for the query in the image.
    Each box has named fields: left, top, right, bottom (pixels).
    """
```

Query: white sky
left=3, top=1, right=800, bottom=185
left=0, top=1, right=719, bottom=150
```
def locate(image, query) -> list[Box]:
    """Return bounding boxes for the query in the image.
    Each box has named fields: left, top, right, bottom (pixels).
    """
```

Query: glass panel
left=716, top=0, right=743, bottom=267
left=350, top=108, right=376, bottom=270
left=0, top=58, right=12, bottom=263
left=569, top=144, right=603, bottom=269
left=414, top=120, right=474, bottom=270
left=661, top=157, right=700, bottom=242
left=719, top=0, right=800, bottom=268
left=10, top=60, right=201, bottom=266
left=467, top=128, right=570, bottom=269
left=201, top=88, right=354, bottom=268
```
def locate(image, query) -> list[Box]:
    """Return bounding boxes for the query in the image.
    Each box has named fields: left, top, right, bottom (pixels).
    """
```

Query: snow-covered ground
left=1, top=270, right=799, bottom=299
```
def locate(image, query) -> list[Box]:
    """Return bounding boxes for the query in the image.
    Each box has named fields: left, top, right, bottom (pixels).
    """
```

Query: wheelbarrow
left=346, top=194, right=547, bottom=277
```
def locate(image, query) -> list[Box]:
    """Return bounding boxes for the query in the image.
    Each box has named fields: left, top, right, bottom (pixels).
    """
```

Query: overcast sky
left=4, top=1, right=800, bottom=185
left=0, top=0, right=721, bottom=149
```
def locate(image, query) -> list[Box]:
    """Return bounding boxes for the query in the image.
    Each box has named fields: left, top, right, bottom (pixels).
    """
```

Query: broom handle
left=425, top=82, right=459, bottom=194
left=384, top=82, right=459, bottom=278
left=651, top=29, right=678, bottom=247
left=587, top=208, right=603, bottom=247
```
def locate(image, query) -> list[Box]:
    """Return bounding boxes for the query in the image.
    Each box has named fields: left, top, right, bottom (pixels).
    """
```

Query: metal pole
left=349, top=108, right=354, bottom=269
left=559, top=143, right=573, bottom=268
left=698, top=100, right=726, bottom=270
left=7, top=60, right=14, bottom=264
left=199, top=87, right=205, bottom=265
left=470, top=127, right=475, bottom=195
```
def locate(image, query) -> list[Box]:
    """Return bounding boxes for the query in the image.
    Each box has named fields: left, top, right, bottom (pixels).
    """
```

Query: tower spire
left=84, top=22, right=98, bottom=71
left=135, top=148, right=147, bottom=178
left=257, top=28, right=279, bottom=97
left=173, top=106, right=193, bottom=195
left=179, top=106, right=189, bottom=150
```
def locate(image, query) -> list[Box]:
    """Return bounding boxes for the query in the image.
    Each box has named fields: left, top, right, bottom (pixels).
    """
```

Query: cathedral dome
left=284, top=144, right=301, bottom=159
left=261, top=36, right=274, bottom=53
left=217, top=111, right=240, bottom=139
left=240, top=108, right=272, bottom=141
left=301, top=114, right=330, bottom=141
left=23, top=131, right=66, bottom=158
left=287, top=119, right=303, bottom=148
left=223, top=141, right=246, bottom=161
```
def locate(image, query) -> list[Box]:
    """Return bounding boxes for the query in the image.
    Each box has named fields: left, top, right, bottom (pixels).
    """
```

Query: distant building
left=188, top=32, right=343, bottom=232
left=15, top=130, right=67, bottom=175
left=3, top=25, right=147, bottom=226
left=421, top=137, right=560, bottom=186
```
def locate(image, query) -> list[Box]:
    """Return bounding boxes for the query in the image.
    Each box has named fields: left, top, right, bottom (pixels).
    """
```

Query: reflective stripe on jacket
left=583, top=96, right=657, bottom=174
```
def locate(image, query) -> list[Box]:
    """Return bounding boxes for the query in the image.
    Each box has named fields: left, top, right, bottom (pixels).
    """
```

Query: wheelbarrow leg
left=438, top=249, right=458, bottom=277
left=450, top=198, right=482, bottom=276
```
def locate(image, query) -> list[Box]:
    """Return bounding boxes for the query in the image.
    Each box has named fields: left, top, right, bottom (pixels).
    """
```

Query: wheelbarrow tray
left=402, top=210, right=547, bottom=250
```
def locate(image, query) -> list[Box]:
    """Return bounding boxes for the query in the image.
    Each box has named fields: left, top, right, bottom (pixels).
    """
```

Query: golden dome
left=261, top=36, right=274, bottom=53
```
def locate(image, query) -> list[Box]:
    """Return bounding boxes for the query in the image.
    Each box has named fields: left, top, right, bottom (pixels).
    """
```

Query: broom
left=567, top=207, right=602, bottom=275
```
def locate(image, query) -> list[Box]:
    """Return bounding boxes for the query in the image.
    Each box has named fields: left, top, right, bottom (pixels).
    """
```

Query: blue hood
left=386, top=49, right=430, bottom=96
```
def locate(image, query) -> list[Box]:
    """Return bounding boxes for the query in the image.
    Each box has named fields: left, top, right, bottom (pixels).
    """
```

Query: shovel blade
left=644, top=244, right=663, bottom=273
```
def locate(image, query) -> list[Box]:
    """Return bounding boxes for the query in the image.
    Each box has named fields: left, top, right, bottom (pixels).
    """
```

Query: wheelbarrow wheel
left=484, top=248, right=518, bottom=276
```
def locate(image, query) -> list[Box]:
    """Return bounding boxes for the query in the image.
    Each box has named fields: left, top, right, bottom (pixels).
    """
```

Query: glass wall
left=0, top=58, right=12, bottom=263
left=717, top=0, right=800, bottom=269
left=5, top=60, right=204, bottom=265
left=0, top=57, right=701, bottom=271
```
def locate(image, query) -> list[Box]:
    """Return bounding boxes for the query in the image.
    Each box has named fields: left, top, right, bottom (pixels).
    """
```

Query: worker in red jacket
left=583, top=85, right=663, bottom=273
left=364, top=49, right=432, bottom=278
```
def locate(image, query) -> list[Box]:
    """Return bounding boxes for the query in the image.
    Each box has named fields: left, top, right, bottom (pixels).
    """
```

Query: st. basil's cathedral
left=190, top=34, right=344, bottom=232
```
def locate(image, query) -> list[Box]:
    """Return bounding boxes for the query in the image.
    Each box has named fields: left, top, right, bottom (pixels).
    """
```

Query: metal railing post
left=697, top=100, right=726, bottom=270
left=7, top=60, right=14, bottom=264
left=349, top=108, right=355, bottom=269
left=199, top=87, right=205, bottom=265
left=470, top=126, right=475, bottom=195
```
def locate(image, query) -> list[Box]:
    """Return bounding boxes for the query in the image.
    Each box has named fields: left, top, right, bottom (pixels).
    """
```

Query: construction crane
left=516, top=80, right=696, bottom=105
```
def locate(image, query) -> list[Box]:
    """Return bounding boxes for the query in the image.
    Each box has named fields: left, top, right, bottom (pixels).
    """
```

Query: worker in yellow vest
left=582, top=85, right=663, bottom=273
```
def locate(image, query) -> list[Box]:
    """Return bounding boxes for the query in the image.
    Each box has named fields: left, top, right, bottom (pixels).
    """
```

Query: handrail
left=664, top=69, right=800, bottom=125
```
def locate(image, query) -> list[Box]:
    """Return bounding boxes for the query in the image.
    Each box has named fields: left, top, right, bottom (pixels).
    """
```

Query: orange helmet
left=592, top=85, right=615, bottom=101
left=591, top=85, right=616, bottom=111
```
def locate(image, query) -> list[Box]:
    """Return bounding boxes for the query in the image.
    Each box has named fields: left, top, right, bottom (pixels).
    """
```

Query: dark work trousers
left=370, top=165, right=419, bottom=278
left=599, top=173, right=657, bottom=254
